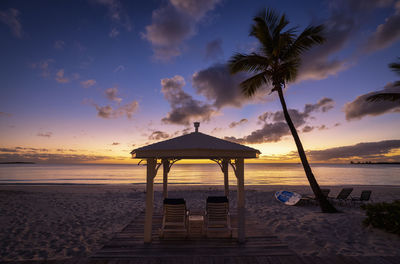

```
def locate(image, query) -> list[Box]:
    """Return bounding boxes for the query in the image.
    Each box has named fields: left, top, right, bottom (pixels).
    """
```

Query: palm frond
left=276, top=30, right=296, bottom=57
left=279, top=58, right=300, bottom=83
left=285, top=25, right=325, bottom=59
left=389, top=59, right=400, bottom=76
left=367, top=93, right=400, bottom=102
left=273, top=13, right=290, bottom=36
left=250, top=17, right=273, bottom=55
left=228, top=53, right=270, bottom=74
left=250, top=14, right=275, bottom=56
left=240, top=71, right=270, bottom=97
left=263, top=8, right=279, bottom=33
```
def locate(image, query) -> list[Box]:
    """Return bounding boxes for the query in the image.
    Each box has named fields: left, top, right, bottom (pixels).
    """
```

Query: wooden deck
left=91, top=211, right=295, bottom=260
left=86, top=211, right=400, bottom=264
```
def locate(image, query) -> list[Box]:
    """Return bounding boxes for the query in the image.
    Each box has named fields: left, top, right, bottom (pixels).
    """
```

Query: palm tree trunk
left=276, top=86, right=337, bottom=213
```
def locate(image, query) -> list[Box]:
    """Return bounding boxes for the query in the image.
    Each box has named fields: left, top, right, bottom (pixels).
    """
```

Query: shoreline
left=1, top=184, right=399, bottom=261
left=1, top=183, right=400, bottom=187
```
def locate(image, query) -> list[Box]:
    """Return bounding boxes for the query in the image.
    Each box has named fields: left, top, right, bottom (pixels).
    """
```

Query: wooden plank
left=90, top=212, right=307, bottom=263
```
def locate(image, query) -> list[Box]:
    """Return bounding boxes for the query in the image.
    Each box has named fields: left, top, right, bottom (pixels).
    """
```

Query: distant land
left=350, top=161, right=400, bottom=165
left=0, top=162, right=35, bottom=164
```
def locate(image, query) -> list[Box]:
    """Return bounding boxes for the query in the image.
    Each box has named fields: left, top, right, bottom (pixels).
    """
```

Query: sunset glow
left=1, top=0, right=400, bottom=164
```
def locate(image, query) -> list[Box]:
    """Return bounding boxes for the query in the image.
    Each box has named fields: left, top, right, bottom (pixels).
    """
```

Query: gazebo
left=131, top=122, right=260, bottom=243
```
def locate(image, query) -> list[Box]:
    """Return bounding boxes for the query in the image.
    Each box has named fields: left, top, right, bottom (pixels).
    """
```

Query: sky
left=0, top=0, right=400, bottom=164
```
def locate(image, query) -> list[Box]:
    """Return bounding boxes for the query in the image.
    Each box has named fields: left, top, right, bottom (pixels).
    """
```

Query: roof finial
left=194, top=122, right=200, bottom=132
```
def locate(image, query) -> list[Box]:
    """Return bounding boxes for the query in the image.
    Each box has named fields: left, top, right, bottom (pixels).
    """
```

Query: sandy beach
left=0, top=184, right=400, bottom=261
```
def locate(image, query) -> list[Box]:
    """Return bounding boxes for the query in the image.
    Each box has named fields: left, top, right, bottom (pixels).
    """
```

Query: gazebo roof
left=131, top=124, right=260, bottom=159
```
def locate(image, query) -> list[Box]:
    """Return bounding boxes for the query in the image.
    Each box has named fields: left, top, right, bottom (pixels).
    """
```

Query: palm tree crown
left=367, top=57, right=400, bottom=102
left=229, top=8, right=324, bottom=95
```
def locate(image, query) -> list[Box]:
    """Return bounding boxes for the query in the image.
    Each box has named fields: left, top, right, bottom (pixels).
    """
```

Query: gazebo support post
left=236, top=158, right=245, bottom=243
left=144, top=158, right=157, bottom=243
left=222, top=159, right=229, bottom=196
left=162, top=159, right=169, bottom=199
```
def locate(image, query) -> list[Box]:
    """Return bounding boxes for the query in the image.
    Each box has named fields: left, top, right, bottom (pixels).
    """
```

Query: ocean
left=0, top=163, right=399, bottom=185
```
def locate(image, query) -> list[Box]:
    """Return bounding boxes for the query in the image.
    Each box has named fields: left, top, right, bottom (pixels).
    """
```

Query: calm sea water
left=0, top=163, right=399, bottom=185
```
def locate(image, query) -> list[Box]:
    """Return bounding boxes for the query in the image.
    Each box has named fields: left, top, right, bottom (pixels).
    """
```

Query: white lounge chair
left=160, top=198, right=189, bottom=238
left=205, top=196, right=232, bottom=238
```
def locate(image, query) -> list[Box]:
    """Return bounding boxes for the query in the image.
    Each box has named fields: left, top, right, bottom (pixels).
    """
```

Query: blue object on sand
left=275, top=190, right=302, bottom=205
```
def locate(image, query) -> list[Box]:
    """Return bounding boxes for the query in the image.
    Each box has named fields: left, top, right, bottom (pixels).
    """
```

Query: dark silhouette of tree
left=228, top=8, right=337, bottom=213
left=367, top=58, right=400, bottom=102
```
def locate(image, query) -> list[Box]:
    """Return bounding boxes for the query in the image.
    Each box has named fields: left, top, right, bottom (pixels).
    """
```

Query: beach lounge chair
left=330, top=188, right=353, bottom=205
left=351, top=190, right=372, bottom=206
left=160, top=198, right=189, bottom=238
left=205, top=196, right=232, bottom=238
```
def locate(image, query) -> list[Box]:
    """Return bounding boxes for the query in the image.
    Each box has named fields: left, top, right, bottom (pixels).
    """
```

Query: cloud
left=0, top=8, right=23, bottom=38
left=109, top=27, right=119, bottom=38
left=105, top=86, right=122, bottom=103
left=229, top=118, right=248, bottom=128
left=304, top=97, right=335, bottom=113
left=271, top=97, right=334, bottom=126
left=148, top=131, right=170, bottom=140
left=142, top=5, right=193, bottom=61
left=111, top=142, right=120, bottom=145
left=86, top=85, right=139, bottom=119
left=302, top=125, right=314, bottom=133
left=363, top=1, right=400, bottom=52
left=296, top=0, right=396, bottom=82
left=180, top=127, right=192, bottom=135
left=170, top=0, right=221, bottom=19
left=192, top=63, right=251, bottom=109
left=81, top=79, right=96, bottom=88
left=55, top=69, right=70, bottom=83
left=0, top=111, right=12, bottom=117
left=161, top=75, right=216, bottom=125
left=72, top=73, right=80, bottom=80
left=92, top=0, right=132, bottom=36
left=344, top=82, right=400, bottom=120
left=94, top=100, right=138, bottom=119
left=343, top=0, right=394, bottom=11
left=225, top=122, right=290, bottom=144
left=205, top=39, right=223, bottom=60
left=143, top=0, right=221, bottom=61
left=225, top=98, right=335, bottom=144
left=307, top=139, right=400, bottom=161
left=296, top=12, right=355, bottom=82
left=211, top=127, right=223, bottom=134
left=54, top=40, right=65, bottom=50
left=30, top=59, right=54, bottom=78
left=37, top=132, right=53, bottom=138
left=0, top=147, right=19, bottom=152
left=0, top=147, right=116, bottom=164
left=114, top=65, right=125, bottom=72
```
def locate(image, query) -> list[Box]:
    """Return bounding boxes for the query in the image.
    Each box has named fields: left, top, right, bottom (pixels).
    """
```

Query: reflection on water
left=0, top=163, right=399, bottom=185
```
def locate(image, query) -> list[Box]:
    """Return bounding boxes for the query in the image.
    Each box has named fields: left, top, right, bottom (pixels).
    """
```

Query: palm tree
left=367, top=58, right=400, bottom=102
left=228, top=8, right=337, bottom=213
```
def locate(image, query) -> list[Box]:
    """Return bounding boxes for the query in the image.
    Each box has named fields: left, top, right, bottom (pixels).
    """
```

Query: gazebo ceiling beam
left=167, top=158, right=181, bottom=171
left=161, top=158, right=180, bottom=199
left=155, top=161, right=162, bottom=177
left=228, top=159, right=238, bottom=178
left=210, top=158, right=224, bottom=173
left=139, top=159, right=180, bottom=179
